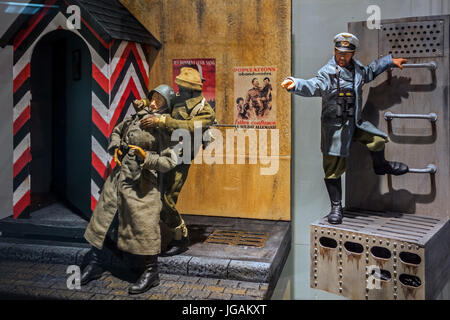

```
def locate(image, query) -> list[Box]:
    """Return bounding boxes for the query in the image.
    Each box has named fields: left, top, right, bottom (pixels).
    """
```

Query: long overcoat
left=84, top=109, right=177, bottom=255
left=288, top=54, right=394, bottom=157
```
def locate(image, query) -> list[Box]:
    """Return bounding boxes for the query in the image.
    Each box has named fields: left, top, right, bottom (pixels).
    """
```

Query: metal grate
left=315, top=209, right=444, bottom=245
left=379, top=20, right=444, bottom=58
left=204, top=229, right=270, bottom=248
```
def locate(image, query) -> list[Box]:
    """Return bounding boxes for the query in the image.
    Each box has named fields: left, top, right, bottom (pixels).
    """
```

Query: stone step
left=0, top=203, right=88, bottom=243
left=0, top=206, right=291, bottom=297
left=0, top=260, right=269, bottom=300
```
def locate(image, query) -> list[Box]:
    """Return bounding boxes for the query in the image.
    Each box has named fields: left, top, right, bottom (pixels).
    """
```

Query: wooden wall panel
left=120, top=0, right=291, bottom=220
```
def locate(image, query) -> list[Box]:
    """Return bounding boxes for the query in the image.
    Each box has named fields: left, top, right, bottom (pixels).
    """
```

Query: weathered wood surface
left=120, top=0, right=291, bottom=220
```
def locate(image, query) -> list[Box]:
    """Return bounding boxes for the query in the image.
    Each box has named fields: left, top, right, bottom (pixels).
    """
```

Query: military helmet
left=175, top=67, right=203, bottom=91
left=149, top=84, right=176, bottom=113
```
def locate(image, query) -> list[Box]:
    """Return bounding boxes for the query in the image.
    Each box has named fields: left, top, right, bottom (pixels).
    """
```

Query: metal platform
left=313, top=208, right=447, bottom=245
left=310, top=209, right=449, bottom=300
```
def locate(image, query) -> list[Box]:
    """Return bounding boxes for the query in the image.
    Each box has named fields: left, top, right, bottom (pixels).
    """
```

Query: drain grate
left=204, top=229, right=270, bottom=248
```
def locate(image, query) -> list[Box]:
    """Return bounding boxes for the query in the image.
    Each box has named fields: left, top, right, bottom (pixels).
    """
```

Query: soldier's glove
left=128, top=145, right=146, bottom=161
left=114, top=148, right=123, bottom=166
left=133, top=99, right=147, bottom=109
left=281, top=79, right=295, bottom=90
left=140, top=115, right=166, bottom=130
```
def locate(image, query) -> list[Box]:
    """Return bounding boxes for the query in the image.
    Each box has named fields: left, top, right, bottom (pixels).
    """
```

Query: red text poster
left=172, top=58, right=216, bottom=109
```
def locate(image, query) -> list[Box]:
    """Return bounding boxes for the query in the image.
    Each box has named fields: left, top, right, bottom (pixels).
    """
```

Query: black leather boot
left=128, top=255, right=160, bottom=295
left=162, top=236, right=189, bottom=257
left=370, top=149, right=408, bottom=176
left=324, top=178, right=343, bottom=224
left=81, top=247, right=104, bottom=285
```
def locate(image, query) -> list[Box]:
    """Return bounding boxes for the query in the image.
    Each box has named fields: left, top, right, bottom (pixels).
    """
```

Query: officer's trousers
left=323, top=128, right=388, bottom=179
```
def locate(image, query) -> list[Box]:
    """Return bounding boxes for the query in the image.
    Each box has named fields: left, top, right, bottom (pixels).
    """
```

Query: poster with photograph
left=234, top=66, right=276, bottom=129
left=172, top=58, right=216, bottom=110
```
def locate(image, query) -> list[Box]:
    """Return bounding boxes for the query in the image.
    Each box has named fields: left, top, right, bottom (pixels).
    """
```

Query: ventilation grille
left=204, top=230, right=269, bottom=248
left=379, top=20, right=444, bottom=58
left=316, top=209, right=443, bottom=245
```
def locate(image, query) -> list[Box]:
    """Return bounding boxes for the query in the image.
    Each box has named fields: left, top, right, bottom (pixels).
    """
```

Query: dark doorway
left=30, top=30, right=92, bottom=218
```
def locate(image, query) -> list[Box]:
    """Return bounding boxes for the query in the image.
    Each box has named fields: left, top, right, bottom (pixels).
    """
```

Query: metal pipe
left=384, top=111, right=438, bottom=122
left=408, top=164, right=437, bottom=174
left=402, top=61, right=437, bottom=70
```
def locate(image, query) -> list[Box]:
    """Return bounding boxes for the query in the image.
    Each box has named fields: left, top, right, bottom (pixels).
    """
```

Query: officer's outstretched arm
left=283, top=70, right=330, bottom=97
left=362, top=54, right=396, bottom=84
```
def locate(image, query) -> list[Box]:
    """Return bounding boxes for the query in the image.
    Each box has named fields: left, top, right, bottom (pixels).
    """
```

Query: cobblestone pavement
left=0, top=260, right=269, bottom=300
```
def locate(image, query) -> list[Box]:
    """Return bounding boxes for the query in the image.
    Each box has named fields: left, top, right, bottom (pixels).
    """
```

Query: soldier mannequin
left=81, top=85, right=178, bottom=294
left=282, top=33, right=409, bottom=225
left=135, top=67, right=215, bottom=256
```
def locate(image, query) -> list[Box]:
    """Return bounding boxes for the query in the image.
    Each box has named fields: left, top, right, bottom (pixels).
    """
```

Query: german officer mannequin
left=282, top=33, right=409, bottom=225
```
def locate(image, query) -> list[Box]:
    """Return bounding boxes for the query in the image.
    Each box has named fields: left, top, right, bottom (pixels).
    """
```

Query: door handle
left=401, top=62, right=437, bottom=70
left=384, top=112, right=437, bottom=123
left=408, top=164, right=437, bottom=174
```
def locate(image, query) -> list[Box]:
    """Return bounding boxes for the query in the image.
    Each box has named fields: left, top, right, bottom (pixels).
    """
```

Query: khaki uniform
left=84, top=110, right=177, bottom=255
left=145, top=95, right=215, bottom=239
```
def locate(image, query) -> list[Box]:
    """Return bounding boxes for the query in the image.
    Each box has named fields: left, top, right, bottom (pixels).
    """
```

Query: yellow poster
left=233, top=66, right=277, bottom=129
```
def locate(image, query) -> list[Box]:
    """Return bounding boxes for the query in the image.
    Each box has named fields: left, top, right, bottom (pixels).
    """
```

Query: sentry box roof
left=0, top=0, right=161, bottom=48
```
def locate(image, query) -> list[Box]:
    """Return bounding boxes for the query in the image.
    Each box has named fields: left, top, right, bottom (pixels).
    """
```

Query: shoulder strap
left=190, top=98, right=206, bottom=117
left=336, top=67, right=341, bottom=93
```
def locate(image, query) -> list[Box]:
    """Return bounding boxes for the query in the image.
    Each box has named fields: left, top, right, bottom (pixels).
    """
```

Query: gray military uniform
left=288, top=54, right=394, bottom=158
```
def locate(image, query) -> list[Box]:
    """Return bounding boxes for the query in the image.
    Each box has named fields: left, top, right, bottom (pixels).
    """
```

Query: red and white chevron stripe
left=11, top=9, right=150, bottom=218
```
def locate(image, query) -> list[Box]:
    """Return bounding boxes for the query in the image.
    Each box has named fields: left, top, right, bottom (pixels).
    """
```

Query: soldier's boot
left=370, top=149, right=409, bottom=176
left=80, top=247, right=104, bottom=285
left=324, top=178, right=343, bottom=225
left=162, top=220, right=189, bottom=257
left=128, top=255, right=160, bottom=295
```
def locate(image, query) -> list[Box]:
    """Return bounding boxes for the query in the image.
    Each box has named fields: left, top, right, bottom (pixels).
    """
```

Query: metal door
left=347, top=15, right=449, bottom=220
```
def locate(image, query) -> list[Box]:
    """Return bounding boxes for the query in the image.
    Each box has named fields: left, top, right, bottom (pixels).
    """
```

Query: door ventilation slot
left=399, top=274, right=422, bottom=287
left=399, top=252, right=422, bottom=265
left=379, top=20, right=444, bottom=58
left=371, top=268, right=392, bottom=282
left=344, top=241, right=364, bottom=254
left=319, top=237, right=338, bottom=249
left=371, top=246, right=392, bottom=259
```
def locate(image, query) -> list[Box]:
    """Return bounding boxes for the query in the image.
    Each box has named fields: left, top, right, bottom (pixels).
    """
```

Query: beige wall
left=120, top=0, right=292, bottom=220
